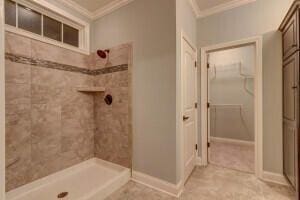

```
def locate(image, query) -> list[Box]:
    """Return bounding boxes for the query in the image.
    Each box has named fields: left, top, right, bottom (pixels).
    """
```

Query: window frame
left=4, top=0, right=90, bottom=55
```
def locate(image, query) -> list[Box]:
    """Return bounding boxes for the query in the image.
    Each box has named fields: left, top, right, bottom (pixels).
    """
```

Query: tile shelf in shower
left=77, top=87, right=106, bottom=93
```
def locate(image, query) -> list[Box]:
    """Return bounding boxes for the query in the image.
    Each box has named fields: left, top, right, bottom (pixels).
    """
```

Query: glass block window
left=3, top=0, right=87, bottom=53
left=63, top=24, right=79, bottom=47
left=18, top=4, right=42, bottom=35
left=43, top=16, right=62, bottom=42
left=5, top=0, right=16, bottom=27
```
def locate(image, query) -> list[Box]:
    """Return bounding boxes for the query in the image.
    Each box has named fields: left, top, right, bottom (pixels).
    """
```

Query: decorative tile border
left=5, top=53, right=128, bottom=76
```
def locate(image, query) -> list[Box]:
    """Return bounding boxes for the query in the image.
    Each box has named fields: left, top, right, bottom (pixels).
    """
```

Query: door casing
left=200, top=36, right=263, bottom=179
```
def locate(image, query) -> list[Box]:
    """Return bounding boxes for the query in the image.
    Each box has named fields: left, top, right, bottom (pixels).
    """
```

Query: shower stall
left=4, top=1, right=133, bottom=197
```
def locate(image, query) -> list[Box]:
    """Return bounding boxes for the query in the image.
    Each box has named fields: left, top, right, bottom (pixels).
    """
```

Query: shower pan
left=6, top=159, right=130, bottom=200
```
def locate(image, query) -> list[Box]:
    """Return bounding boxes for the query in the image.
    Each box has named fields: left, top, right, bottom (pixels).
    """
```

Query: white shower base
left=6, top=158, right=131, bottom=200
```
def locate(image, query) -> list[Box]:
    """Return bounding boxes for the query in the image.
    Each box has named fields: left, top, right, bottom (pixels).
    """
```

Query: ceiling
left=70, top=0, right=113, bottom=12
left=62, top=0, right=256, bottom=19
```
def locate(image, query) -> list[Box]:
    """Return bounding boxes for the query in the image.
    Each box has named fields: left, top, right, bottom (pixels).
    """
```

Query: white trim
left=5, top=26, right=89, bottom=55
left=189, top=0, right=201, bottom=18
left=60, top=0, right=92, bottom=19
left=131, top=171, right=183, bottom=198
left=200, top=36, right=263, bottom=179
left=210, top=137, right=255, bottom=146
left=262, top=171, right=290, bottom=186
left=60, top=0, right=135, bottom=20
left=30, top=0, right=89, bottom=26
left=0, top=0, right=5, bottom=198
left=9, top=0, right=91, bottom=54
left=92, top=0, right=135, bottom=19
left=189, top=0, right=256, bottom=19
left=6, top=158, right=131, bottom=200
left=196, top=157, right=203, bottom=166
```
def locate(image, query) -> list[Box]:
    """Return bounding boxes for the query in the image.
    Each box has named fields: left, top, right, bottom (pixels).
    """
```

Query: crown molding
left=60, top=0, right=94, bottom=19
left=189, top=0, right=257, bottom=19
left=60, top=0, right=135, bottom=20
left=92, top=0, right=135, bottom=19
left=189, top=0, right=201, bottom=18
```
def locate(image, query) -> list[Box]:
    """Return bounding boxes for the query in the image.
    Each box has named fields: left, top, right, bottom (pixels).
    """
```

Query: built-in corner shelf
left=77, top=87, right=106, bottom=93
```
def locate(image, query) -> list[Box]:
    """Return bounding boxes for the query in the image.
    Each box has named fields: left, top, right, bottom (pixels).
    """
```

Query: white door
left=182, top=38, right=197, bottom=182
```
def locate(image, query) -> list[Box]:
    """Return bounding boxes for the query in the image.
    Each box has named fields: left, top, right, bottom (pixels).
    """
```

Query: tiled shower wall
left=93, top=44, right=132, bottom=168
left=5, top=32, right=132, bottom=191
left=5, top=32, right=95, bottom=191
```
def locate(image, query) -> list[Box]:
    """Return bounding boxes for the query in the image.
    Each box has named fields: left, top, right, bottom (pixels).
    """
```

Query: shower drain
left=57, top=192, right=69, bottom=199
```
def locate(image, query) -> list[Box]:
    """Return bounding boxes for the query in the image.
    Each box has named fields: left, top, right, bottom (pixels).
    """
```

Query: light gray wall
left=197, top=0, right=293, bottom=47
left=91, top=0, right=177, bottom=183
left=262, top=31, right=283, bottom=173
left=197, top=0, right=293, bottom=173
left=209, top=46, right=255, bottom=142
left=175, top=0, right=197, bottom=183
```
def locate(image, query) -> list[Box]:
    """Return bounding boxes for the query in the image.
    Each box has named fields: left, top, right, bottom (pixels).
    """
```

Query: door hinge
left=207, top=102, right=210, bottom=108
left=195, top=102, right=198, bottom=109
left=195, top=144, right=198, bottom=150
left=207, top=63, right=210, bottom=69
left=207, top=142, right=210, bottom=148
left=195, top=61, right=197, bottom=67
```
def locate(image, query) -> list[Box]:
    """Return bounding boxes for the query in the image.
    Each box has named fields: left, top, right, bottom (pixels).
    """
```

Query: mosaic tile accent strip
left=5, top=53, right=128, bottom=75
left=92, top=65, right=128, bottom=75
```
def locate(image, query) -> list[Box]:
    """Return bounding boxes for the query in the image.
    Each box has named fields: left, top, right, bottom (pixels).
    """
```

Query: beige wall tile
left=5, top=130, right=31, bottom=192
left=5, top=106, right=31, bottom=149
left=93, top=44, right=132, bottom=169
left=31, top=40, right=89, bottom=68
left=94, top=73, right=113, bottom=87
left=5, top=83, right=30, bottom=105
left=31, top=67, right=65, bottom=88
left=95, top=44, right=130, bottom=69
left=31, top=85, right=62, bottom=105
left=63, top=71, right=94, bottom=88
left=5, top=32, right=31, bottom=57
left=5, top=60, right=31, bottom=84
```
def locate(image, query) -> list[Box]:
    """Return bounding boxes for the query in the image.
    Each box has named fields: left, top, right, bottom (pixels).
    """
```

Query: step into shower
left=6, top=158, right=131, bottom=200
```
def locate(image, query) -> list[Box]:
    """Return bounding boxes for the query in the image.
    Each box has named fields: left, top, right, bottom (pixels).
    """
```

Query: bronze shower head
left=97, top=49, right=110, bottom=59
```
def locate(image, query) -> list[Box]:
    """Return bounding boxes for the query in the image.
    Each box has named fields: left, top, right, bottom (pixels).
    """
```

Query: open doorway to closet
left=207, top=45, right=255, bottom=174
left=200, top=37, right=263, bottom=178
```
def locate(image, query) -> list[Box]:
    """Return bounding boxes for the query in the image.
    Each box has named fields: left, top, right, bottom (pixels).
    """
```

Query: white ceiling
left=62, top=0, right=256, bottom=19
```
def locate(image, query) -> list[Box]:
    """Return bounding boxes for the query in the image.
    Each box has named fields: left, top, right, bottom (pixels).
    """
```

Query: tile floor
left=210, top=140, right=255, bottom=173
left=106, top=165, right=295, bottom=200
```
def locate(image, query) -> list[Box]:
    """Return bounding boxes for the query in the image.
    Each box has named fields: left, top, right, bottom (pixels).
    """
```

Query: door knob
left=183, top=116, right=189, bottom=121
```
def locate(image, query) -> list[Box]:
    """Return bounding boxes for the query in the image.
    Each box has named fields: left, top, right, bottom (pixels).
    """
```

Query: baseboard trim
left=196, top=156, right=203, bottom=166
left=211, top=137, right=254, bottom=146
left=131, top=171, right=183, bottom=197
left=262, top=171, right=290, bottom=186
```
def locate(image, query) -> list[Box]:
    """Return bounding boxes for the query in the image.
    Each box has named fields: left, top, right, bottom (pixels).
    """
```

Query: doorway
left=200, top=37, right=263, bottom=178
left=208, top=45, right=255, bottom=173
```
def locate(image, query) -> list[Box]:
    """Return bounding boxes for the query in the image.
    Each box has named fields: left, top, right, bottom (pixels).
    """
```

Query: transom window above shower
left=4, top=0, right=90, bottom=54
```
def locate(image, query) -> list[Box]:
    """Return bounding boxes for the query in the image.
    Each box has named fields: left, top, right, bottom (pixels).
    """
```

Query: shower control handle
left=183, top=116, right=189, bottom=121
